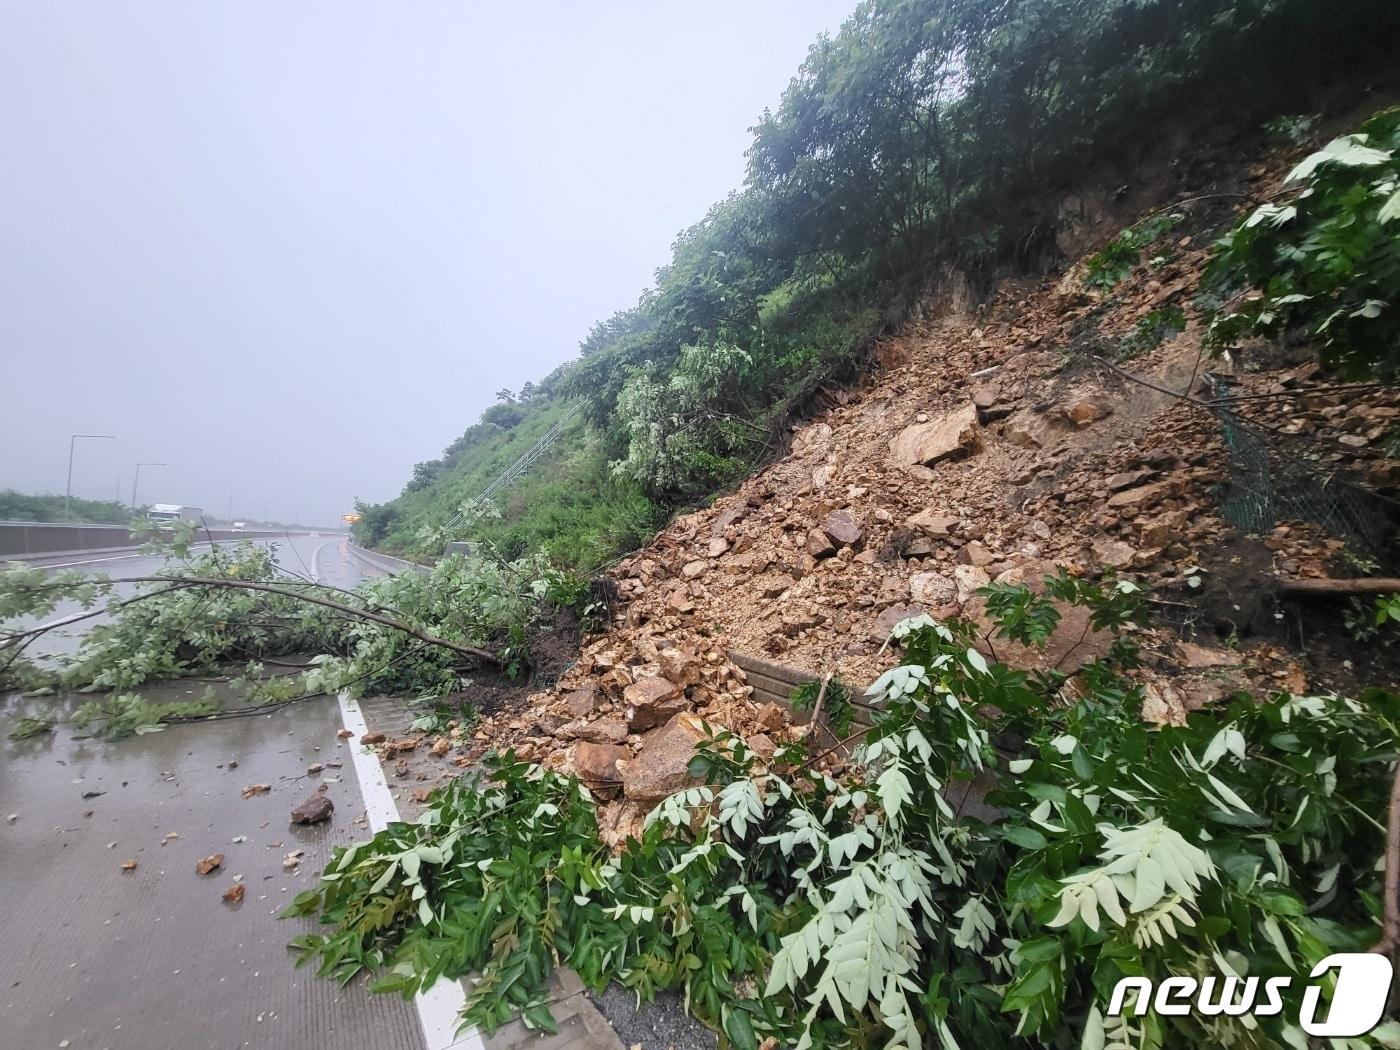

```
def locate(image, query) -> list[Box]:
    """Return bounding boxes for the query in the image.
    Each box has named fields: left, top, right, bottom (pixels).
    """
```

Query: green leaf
left=1002, top=825, right=1049, bottom=850
left=723, top=1006, right=758, bottom=1050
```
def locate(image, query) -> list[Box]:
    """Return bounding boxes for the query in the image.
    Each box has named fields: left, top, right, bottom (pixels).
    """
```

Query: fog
left=0, top=2, right=855, bottom=527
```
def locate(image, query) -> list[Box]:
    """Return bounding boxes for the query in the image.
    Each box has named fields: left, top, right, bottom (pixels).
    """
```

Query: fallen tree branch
left=806, top=673, right=833, bottom=755
left=1372, top=760, right=1400, bottom=959
left=1278, top=578, right=1400, bottom=598
left=4, top=574, right=500, bottom=667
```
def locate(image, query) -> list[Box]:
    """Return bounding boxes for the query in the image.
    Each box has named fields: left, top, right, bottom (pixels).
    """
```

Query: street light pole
left=65, top=434, right=115, bottom=521
left=227, top=489, right=246, bottom=521
left=131, top=462, right=165, bottom=510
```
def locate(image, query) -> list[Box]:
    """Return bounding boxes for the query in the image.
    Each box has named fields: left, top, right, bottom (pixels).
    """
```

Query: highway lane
left=9, top=533, right=377, bottom=661
left=0, top=535, right=435, bottom=1050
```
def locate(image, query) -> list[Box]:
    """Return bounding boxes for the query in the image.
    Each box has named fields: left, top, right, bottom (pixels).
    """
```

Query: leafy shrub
left=0, top=539, right=582, bottom=735
left=1206, top=106, right=1400, bottom=378
left=286, top=577, right=1398, bottom=1047
left=1084, top=213, right=1183, bottom=291
left=612, top=340, right=764, bottom=498
left=1119, top=305, right=1188, bottom=358
left=0, top=489, right=134, bottom=525
left=790, top=676, right=856, bottom=738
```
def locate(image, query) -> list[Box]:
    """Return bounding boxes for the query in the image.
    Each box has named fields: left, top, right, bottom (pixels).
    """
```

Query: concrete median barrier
left=0, top=521, right=291, bottom=562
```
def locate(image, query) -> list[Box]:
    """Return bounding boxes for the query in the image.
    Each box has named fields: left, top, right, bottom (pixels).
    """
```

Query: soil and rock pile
left=413, top=151, right=1400, bottom=842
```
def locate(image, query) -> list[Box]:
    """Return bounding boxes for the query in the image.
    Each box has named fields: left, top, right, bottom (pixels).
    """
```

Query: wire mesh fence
left=1205, top=374, right=1400, bottom=570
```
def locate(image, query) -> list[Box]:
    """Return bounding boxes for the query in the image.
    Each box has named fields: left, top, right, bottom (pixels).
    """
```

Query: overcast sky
left=0, top=2, right=855, bottom=527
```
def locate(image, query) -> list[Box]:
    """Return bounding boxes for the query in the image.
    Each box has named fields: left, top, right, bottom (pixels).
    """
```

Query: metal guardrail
left=347, top=542, right=430, bottom=576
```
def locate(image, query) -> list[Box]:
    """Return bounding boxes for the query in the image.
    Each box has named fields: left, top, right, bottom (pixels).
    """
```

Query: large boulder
left=657, top=646, right=702, bottom=687
left=890, top=403, right=979, bottom=468
left=624, top=675, right=687, bottom=732
left=622, top=714, right=708, bottom=802
left=965, top=561, right=1113, bottom=673
left=555, top=717, right=628, bottom=745
left=572, top=741, right=629, bottom=786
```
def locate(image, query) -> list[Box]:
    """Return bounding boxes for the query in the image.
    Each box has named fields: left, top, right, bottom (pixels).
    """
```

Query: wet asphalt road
left=0, top=536, right=427, bottom=1050
left=11, top=533, right=366, bottom=660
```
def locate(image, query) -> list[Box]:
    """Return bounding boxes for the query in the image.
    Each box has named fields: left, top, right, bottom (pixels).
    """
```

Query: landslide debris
left=460, top=154, right=1399, bottom=843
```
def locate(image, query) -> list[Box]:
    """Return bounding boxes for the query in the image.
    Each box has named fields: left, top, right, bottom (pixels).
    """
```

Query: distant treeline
left=356, top=0, right=1400, bottom=561
left=0, top=490, right=134, bottom=525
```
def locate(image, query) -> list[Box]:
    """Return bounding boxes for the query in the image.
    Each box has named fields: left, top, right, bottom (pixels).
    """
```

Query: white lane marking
left=336, top=692, right=483, bottom=1050
left=309, top=539, right=334, bottom=585
left=27, top=542, right=217, bottom=570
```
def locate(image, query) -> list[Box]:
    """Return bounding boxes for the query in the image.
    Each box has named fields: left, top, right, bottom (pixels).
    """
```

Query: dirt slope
left=468, top=150, right=1400, bottom=842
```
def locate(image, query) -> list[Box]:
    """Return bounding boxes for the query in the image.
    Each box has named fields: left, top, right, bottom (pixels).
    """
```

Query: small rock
left=121, top=859, right=138, bottom=872
left=957, top=541, right=996, bottom=567
left=907, top=510, right=959, bottom=537
left=240, top=783, right=271, bottom=799
left=756, top=702, right=788, bottom=731
left=822, top=510, right=863, bottom=549
left=909, top=571, right=957, bottom=606
left=746, top=733, right=777, bottom=761
left=1062, top=398, right=1113, bottom=427
left=1107, top=480, right=1174, bottom=508
left=806, top=528, right=836, bottom=558
left=222, top=883, right=246, bottom=906
left=556, top=717, right=629, bottom=745
left=196, top=853, right=225, bottom=877
left=561, top=683, right=600, bottom=717
left=359, top=732, right=387, bottom=745
left=623, top=675, right=685, bottom=732
left=657, top=646, right=702, bottom=687
left=290, top=789, right=334, bottom=825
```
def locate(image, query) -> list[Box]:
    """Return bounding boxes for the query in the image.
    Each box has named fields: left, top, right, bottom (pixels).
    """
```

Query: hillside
left=460, top=112, right=1400, bottom=842
left=305, top=6, right=1400, bottom=1043
left=359, top=0, right=1400, bottom=578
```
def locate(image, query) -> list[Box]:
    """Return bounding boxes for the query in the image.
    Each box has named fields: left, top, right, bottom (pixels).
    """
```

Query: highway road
left=10, top=533, right=372, bottom=661
left=0, top=536, right=444, bottom=1050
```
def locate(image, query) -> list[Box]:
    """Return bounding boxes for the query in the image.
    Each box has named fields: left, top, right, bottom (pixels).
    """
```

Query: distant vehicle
left=147, top=504, right=204, bottom=526
left=231, top=521, right=246, bottom=532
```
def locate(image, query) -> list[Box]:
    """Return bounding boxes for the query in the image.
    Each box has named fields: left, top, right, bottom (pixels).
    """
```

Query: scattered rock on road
left=222, top=883, right=245, bottom=906
left=195, top=853, right=225, bottom=876
left=290, top=788, right=334, bottom=825
left=240, top=783, right=271, bottom=799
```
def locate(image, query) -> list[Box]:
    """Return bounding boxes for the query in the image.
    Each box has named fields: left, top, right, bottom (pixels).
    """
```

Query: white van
left=231, top=521, right=246, bottom=532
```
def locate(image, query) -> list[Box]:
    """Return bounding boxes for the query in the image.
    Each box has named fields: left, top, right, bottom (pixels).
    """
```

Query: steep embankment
left=463, top=135, right=1400, bottom=843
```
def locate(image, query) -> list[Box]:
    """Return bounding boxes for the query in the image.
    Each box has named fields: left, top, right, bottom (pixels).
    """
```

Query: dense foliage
left=0, top=489, right=135, bottom=525
left=1206, top=106, right=1400, bottom=378
left=286, top=576, right=1399, bottom=1048
left=0, top=534, right=587, bottom=737
left=355, top=0, right=1399, bottom=566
